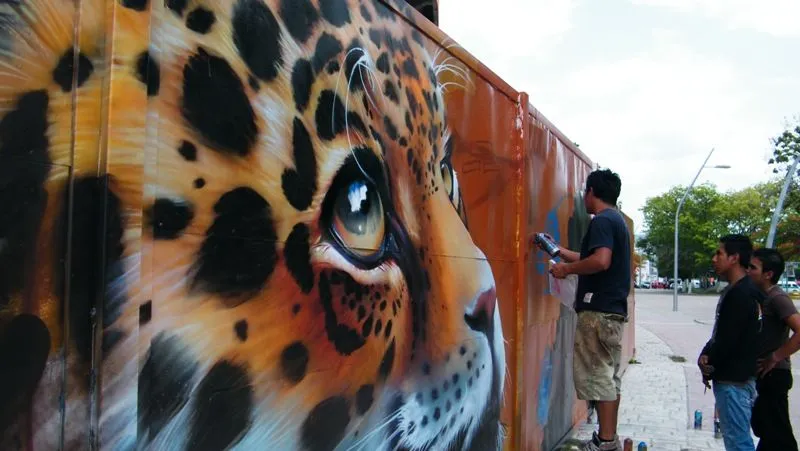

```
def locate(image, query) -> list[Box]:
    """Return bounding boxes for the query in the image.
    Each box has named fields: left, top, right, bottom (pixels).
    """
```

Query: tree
left=768, top=116, right=800, bottom=182
left=638, top=179, right=800, bottom=271
left=637, top=184, right=724, bottom=279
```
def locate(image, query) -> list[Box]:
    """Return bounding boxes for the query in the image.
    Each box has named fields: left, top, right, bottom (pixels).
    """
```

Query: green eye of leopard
left=332, top=180, right=385, bottom=256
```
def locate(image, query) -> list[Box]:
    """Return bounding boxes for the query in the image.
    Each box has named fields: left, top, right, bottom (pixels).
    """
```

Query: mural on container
left=0, top=0, right=506, bottom=450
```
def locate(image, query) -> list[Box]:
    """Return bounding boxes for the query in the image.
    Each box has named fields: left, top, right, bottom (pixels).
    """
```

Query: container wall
left=0, top=1, right=635, bottom=450
left=0, top=0, right=521, bottom=449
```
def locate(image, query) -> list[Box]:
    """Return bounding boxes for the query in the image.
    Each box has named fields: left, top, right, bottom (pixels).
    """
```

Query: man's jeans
left=714, top=379, right=756, bottom=451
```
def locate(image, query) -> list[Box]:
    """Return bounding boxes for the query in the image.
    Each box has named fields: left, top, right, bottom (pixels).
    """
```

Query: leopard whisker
left=346, top=408, right=403, bottom=451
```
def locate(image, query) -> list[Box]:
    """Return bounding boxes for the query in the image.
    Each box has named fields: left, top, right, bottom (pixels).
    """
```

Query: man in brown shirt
left=748, top=247, right=800, bottom=451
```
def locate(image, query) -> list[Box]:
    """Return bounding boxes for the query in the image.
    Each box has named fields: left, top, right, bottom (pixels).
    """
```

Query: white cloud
left=438, top=0, right=578, bottom=87
left=630, top=0, right=800, bottom=37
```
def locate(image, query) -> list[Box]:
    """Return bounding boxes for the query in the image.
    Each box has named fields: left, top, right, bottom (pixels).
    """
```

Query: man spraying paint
left=533, top=168, right=631, bottom=451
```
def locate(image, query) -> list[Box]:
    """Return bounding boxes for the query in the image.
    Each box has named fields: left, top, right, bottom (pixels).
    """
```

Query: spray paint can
left=623, top=438, right=633, bottom=451
left=637, top=442, right=648, bottom=451
left=693, top=409, right=703, bottom=429
left=713, top=407, right=722, bottom=438
left=534, top=233, right=561, bottom=258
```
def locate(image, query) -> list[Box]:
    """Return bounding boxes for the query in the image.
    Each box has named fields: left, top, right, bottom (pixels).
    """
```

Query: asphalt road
left=634, top=289, right=800, bottom=438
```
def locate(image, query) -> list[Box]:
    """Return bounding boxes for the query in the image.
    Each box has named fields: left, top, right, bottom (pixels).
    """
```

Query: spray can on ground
left=534, top=233, right=561, bottom=259
left=637, top=442, right=648, bottom=451
left=693, top=409, right=703, bottom=429
left=623, top=438, right=633, bottom=451
left=713, top=407, right=722, bottom=438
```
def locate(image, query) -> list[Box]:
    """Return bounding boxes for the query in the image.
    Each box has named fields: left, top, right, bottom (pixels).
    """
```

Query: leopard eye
left=331, top=179, right=385, bottom=257
left=440, top=160, right=454, bottom=199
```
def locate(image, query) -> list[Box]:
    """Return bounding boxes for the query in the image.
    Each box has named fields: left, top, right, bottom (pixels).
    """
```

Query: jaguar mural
left=0, top=0, right=506, bottom=449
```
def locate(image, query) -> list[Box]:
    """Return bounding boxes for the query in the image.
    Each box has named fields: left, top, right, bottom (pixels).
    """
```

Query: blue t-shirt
left=574, top=208, right=631, bottom=317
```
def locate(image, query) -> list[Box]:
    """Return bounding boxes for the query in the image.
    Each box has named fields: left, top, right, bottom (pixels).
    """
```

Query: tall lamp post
left=673, top=148, right=731, bottom=312
left=766, top=153, right=799, bottom=247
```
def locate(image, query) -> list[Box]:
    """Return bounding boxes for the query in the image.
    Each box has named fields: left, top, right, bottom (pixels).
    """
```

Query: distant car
left=781, top=281, right=800, bottom=299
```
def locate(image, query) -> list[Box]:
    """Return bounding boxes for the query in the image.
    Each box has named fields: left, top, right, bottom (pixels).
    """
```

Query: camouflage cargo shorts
left=573, top=310, right=626, bottom=401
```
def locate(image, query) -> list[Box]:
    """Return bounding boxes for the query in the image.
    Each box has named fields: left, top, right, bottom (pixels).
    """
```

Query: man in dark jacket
left=698, top=234, right=763, bottom=451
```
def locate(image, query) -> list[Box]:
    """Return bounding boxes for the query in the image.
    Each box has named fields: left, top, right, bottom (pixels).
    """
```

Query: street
left=635, top=289, right=800, bottom=438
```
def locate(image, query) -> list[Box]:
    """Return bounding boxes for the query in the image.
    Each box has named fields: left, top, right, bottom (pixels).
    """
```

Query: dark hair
left=719, top=234, right=753, bottom=268
left=753, top=247, right=786, bottom=284
left=585, top=169, right=622, bottom=205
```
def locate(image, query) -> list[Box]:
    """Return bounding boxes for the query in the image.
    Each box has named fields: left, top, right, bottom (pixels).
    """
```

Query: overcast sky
left=438, top=0, right=800, bottom=233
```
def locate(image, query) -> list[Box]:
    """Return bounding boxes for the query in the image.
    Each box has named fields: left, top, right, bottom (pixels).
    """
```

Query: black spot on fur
left=53, top=175, right=125, bottom=364
left=412, top=29, right=424, bottom=45
left=147, top=198, right=193, bottom=240
left=378, top=339, right=395, bottom=381
left=284, top=223, right=315, bottom=293
left=282, top=118, right=317, bottom=211
left=291, top=59, right=314, bottom=111
left=166, top=0, right=187, bottom=15
left=384, top=320, right=392, bottom=338
left=302, top=396, right=351, bottom=451
left=138, top=334, right=198, bottom=441
left=356, top=384, right=374, bottom=415
left=368, top=29, right=383, bottom=48
left=139, top=301, right=152, bottom=325
left=182, top=48, right=257, bottom=156
left=233, top=0, right=282, bottom=81
left=383, top=116, right=398, bottom=141
left=362, top=314, right=374, bottom=337
left=120, top=0, right=148, bottom=11
left=383, top=80, right=399, bottom=103
left=193, top=177, right=205, bottom=189
left=360, top=4, right=372, bottom=21
left=234, top=319, right=248, bottom=342
left=315, top=90, right=347, bottom=140
left=343, top=42, right=368, bottom=92
left=0, top=91, right=50, bottom=310
left=326, top=61, right=340, bottom=74
left=53, top=49, right=93, bottom=92
left=186, top=7, right=216, bottom=34
left=319, top=0, right=350, bottom=26
left=187, top=361, right=253, bottom=450
left=135, top=51, right=160, bottom=96
left=178, top=141, right=197, bottom=161
left=102, top=328, right=124, bottom=358
left=280, top=0, right=319, bottom=43
left=191, top=187, right=278, bottom=302
left=312, top=33, right=343, bottom=73
left=0, top=315, right=50, bottom=434
left=319, top=273, right=366, bottom=355
left=248, top=74, right=260, bottom=91
left=406, top=88, right=419, bottom=117
left=281, top=341, right=309, bottom=383
left=402, top=58, right=419, bottom=79
left=375, top=53, right=390, bottom=74
left=405, top=112, right=413, bottom=131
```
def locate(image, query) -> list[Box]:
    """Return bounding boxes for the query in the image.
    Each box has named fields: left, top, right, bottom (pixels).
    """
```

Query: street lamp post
left=766, top=153, right=799, bottom=247
left=673, top=148, right=731, bottom=312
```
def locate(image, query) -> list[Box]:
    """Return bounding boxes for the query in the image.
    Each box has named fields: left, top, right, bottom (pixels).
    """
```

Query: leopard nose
left=464, top=287, right=496, bottom=334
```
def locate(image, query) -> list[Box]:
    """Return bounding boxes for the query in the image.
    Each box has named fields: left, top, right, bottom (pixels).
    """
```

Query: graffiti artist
left=535, top=168, right=631, bottom=451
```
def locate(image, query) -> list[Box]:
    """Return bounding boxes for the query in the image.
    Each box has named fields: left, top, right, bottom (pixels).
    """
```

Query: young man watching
left=536, top=168, right=631, bottom=451
left=698, top=234, right=763, bottom=451
left=748, top=248, right=800, bottom=451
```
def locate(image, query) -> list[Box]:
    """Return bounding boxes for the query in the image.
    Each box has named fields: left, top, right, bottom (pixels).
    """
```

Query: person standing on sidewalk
left=748, top=247, right=800, bottom=451
left=697, top=234, right=763, bottom=451
left=537, top=168, right=631, bottom=451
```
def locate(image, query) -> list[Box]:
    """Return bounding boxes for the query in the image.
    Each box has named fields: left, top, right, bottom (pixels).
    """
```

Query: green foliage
left=768, top=117, right=800, bottom=180
left=638, top=179, right=800, bottom=277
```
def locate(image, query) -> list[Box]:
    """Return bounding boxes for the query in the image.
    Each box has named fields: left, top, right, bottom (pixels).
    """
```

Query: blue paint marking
left=534, top=195, right=567, bottom=295
left=537, top=346, right=554, bottom=425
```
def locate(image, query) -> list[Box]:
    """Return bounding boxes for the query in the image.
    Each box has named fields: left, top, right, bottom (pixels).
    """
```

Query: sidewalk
left=558, top=325, right=725, bottom=450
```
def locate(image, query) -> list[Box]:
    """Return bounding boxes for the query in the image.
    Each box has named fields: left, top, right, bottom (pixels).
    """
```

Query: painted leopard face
left=0, top=0, right=505, bottom=450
